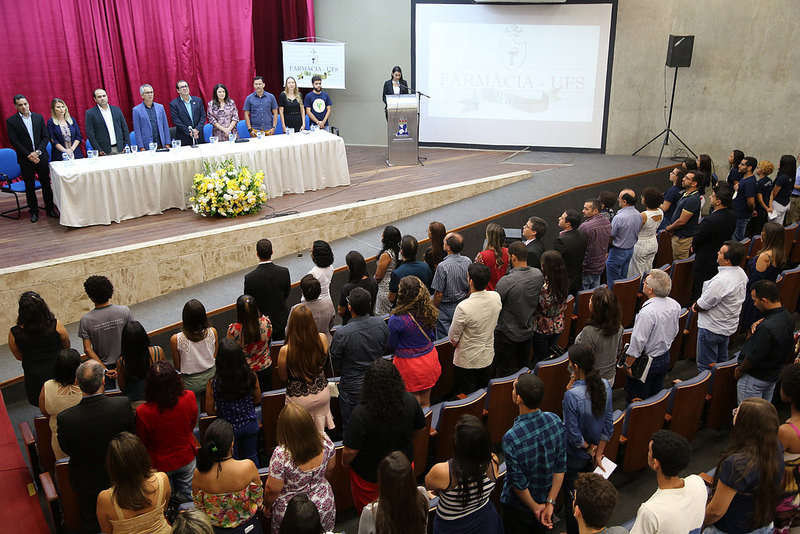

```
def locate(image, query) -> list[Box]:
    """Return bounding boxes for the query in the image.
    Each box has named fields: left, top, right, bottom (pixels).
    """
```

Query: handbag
left=326, top=354, right=339, bottom=397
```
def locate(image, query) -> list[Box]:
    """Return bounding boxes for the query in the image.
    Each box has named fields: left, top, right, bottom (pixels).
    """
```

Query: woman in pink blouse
left=227, top=295, right=273, bottom=392
left=207, top=83, right=239, bottom=141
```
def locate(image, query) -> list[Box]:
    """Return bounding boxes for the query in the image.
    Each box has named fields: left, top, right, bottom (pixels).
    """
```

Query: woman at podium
left=382, top=66, right=409, bottom=119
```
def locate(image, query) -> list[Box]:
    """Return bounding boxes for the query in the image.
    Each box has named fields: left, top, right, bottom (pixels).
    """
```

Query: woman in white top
left=627, top=187, right=664, bottom=280
left=304, top=240, right=334, bottom=308
left=39, top=348, right=82, bottom=460
left=171, top=299, right=218, bottom=398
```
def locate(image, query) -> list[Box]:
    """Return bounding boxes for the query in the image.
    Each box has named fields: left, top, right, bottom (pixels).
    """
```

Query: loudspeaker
left=666, top=35, right=694, bottom=68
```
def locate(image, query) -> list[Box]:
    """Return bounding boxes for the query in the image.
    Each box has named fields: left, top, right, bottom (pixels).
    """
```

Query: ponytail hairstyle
left=196, top=418, right=234, bottom=473
left=568, top=344, right=606, bottom=418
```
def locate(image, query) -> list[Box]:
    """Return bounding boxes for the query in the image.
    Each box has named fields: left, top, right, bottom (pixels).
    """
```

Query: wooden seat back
left=533, top=354, right=570, bottom=417
left=620, top=389, right=670, bottom=471
left=430, top=339, right=455, bottom=402
left=573, top=289, right=596, bottom=335
left=261, top=388, right=287, bottom=452
left=611, top=275, right=642, bottom=328
left=197, top=414, right=217, bottom=443
left=433, top=389, right=487, bottom=462
left=325, top=442, right=354, bottom=513
left=746, top=235, right=763, bottom=263
left=486, top=368, right=529, bottom=444
left=682, top=308, right=699, bottom=363
left=705, top=358, right=739, bottom=429
left=269, top=341, right=285, bottom=389
left=666, top=370, right=712, bottom=442
left=603, top=410, right=626, bottom=463
left=34, top=415, right=56, bottom=474
left=653, top=230, right=673, bottom=272
left=778, top=266, right=800, bottom=313
left=413, top=408, right=433, bottom=478
left=558, top=295, right=575, bottom=349
left=785, top=223, right=799, bottom=259
left=54, top=458, right=81, bottom=531
left=669, top=257, right=694, bottom=307
left=669, top=308, right=689, bottom=368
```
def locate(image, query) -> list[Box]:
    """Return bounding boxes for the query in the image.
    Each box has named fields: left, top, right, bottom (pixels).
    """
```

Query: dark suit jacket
left=85, top=105, right=130, bottom=154
left=6, top=112, right=49, bottom=164
left=46, top=118, right=84, bottom=158
left=57, top=394, right=134, bottom=495
left=382, top=79, right=410, bottom=108
left=526, top=239, right=545, bottom=269
left=244, top=262, right=291, bottom=338
left=692, top=207, right=737, bottom=277
left=169, top=96, right=206, bottom=146
left=553, top=229, right=587, bottom=295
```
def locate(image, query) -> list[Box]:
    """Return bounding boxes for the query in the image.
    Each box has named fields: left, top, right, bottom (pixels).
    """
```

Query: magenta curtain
left=0, top=0, right=314, bottom=150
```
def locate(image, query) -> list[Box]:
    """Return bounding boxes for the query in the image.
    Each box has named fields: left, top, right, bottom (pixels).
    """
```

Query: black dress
left=11, top=321, right=62, bottom=406
left=279, top=92, right=304, bottom=131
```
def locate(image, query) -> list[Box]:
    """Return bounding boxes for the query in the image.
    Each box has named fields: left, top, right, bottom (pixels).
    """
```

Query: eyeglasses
left=177, top=85, right=189, bottom=89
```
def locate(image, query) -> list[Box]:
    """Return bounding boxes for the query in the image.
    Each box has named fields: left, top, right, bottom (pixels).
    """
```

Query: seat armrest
left=39, top=472, right=58, bottom=502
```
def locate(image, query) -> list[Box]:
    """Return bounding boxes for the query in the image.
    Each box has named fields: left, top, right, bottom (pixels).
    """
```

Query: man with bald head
left=58, top=360, right=134, bottom=533
left=431, top=232, right=472, bottom=339
left=604, top=189, right=639, bottom=282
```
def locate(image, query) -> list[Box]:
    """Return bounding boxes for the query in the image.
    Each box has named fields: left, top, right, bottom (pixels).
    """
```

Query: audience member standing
left=289, top=275, right=335, bottom=342
left=57, top=360, right=135, bottom=534
left=494, top=242, right=544, bottom=377
left=554, top=209, right=587, bottom=296
left=740, top=222, right=786, bottom=331
left=329, top=287, right=389, bottom=430
left=117, top=321, right=165, bottom=405
left=770, top=155, right=797, bottom=224
left=658, top=168, right=684, bottom=232
left=691, top=184, right=737, bottom=301
left=501, top=373, right=566, bottom=534
left=279, top=495, right=323, bottom=534
left=245, top=238, right=291, bottom=340
left=578, top=199, right=611, bottom=290
left=735, top=280, right=794, bottom=404
left=776, top=364, right=800, bottom=532
left=532, top=250, right=570, bottom=362
left=599, top=191, right=617, bottom=221
left=305, top=240, right=335, bottom=307
left=389, top=235, right=433, bottom=303
left=751, top=160, right=775, bottom=237
left=629, top=430, right=706, bottom=534
left=132, top=84, right=171, bottom=149
left=374, top=225, right=401, bottom=315
left=665, top=171, right=703, bottom=261
left=39, top=348, right=82, bottom=460
left=523, top=216, right=547, bottom=269
left=84, top=88, right=130, bottom=155
left=338, top=251, right=378, bottom=325
left=227, top=295, right=273, bottom=390
left=622, top=269, right=680, bottom=404
left=573, top=474, right=628, bottom=534
left=475, top=223, right=510, bottom=291
left=607, top=189, right=641, bottom=283
left=628, top=188, right=664, bottom=280
left=171, top=299, right=217, bottom=398
left=573, top=287, right=623, bottom=385
left=693, top=241, right=747, bottom=372
left=449, top=264, right=502, bottom=396
left=787, top=153, right=800, bottom=226
left=424, top=221, right=447, bottom=275
left=725, top=149, right=745, bottom=189
left=732, top=157, right=758, bottom=241
left=431, top=232, right=472, bottom=339
left=359, top=451, right=428, bottom=534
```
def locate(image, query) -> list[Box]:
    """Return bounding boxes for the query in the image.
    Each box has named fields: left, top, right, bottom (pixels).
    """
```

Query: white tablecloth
left=50, top=131, right=350, bottom=227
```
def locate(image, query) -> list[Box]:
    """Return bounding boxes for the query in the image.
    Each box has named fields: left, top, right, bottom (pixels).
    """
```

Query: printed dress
left=193, top=481, right=264, bottom=529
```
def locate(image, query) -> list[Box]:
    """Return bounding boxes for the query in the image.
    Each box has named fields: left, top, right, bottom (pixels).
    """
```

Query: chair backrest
left=620, top=389, right=670, bottom=471
left=0, top=148, right=21, bottom=180
left=197, top=414, right=217, bottom=443
left=573, top=289, right=596, bottom=334
left=413, top=408, right=433, bottom=478
left=433, top=389, right=487, bottom=461
left=430, top=338, right=455, bottom=403
left=705, top=358, right=739, bottom=429
left=653, top=230, right=674, bottom=271
left=612, top=329, right=633, bottom=390
left=784, top=223, right=799, bottom=260
left=84, top=139, right=93, bottom=154
left=261, top=388, right=287, bottom=452
left=274, top=115, right=284, bottom=135
left=129, top=131, right=137, bottom=148
left=611, top=274, right=642, bottom=328
left=305, top=115, right=311, bottom=130
left=237, top=120, right=250, bottom=139
left=34, top=415, right=56, bottom=474
left=666, top=370, right=712, bottom=442
left=669, top=308, right=689, bottom=368
left=269, top=341, right=285, bottom=389
left=203, top=123, right=213, bottom=143
left=54, top=458, right=82, bottom=531
left=778, top=266, right=800, bottom=313
left=533, top=354, right=570, bottom=417
left=747, top=235, right=763, bottom=262
left=603, top=410, right=626, bottom=463
left=486, top=367, right=529, bottom=443
left=681, top=308, right=699, bottom=363
left=325, top=442, right=354, bottom=513
left=669, top=257, right=695, bottom=307
left=558, top=295, right=575, bottom=349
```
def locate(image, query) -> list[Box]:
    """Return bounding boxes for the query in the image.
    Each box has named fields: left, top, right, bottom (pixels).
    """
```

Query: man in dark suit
left=85, top=88, right=130, bottom=155
left=691, top=183, right=737, bottom=301
left=58, top=360, right=134, bottom=534
left=522, top=215, right=547, bottom=269
left=244, top=238, right=291, bottom=341
left=554, top=209, right=588, bottom=296
left=169, top=80, right=206, bottom=146
left=6, top=94, right=57, bottom=222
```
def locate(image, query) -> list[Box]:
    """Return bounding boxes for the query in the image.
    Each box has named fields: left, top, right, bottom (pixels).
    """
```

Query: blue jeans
left=737, top=373, right=776, bottom=405
left=436, top=301, right=459, bottom=340
left=733, top=217, right=749, bottom=242
left=703, top=523, right=772, bottom=534
left=167, top=458, right=196, bottom=504
left=696, top=328, right=730, bottom=372
left=606, top=246, right=634, bottom=283
left=532, top=331, right=561, bottom=363
left=625, top=352, right=670, bottom=404
left=581, top=272, right=602, bottom=291
left=233, top=419, right=260, bottom=467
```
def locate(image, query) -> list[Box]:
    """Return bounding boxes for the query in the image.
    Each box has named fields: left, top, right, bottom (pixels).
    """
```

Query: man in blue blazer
left=169, top=80, right=206, bottom=146
left=85, top=88, right=130, bottom=155
left=132, top=84, right=171, bottom=149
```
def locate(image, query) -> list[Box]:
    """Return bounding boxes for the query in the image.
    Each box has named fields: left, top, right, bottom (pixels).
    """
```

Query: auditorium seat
left=558, top=294, right=575, bottom=349
left=533, top=354, right=569, bottom=417
left=430, top=389, right=487, bottom=462
left=485, top=367, right=529, bottom=444
left=653, top=230, right=673, bottom=271
left=784, top=222, right=799, bottom=260
left=413, top=407, right=433, bottom=478
left=610, top=274, right=641, bottom=328
left=681, top=308, right=699, bottom=363
left=704, top=358, right=739, bottom=429
left=197, top=414, right=217, bottom=442
left=34, top=415, right=56, bottom=475
left=19, top=421, right=38, bottom=482
left=203, top=123, right=213, bottom=143
left=665, top=370, right=711, bottom=442
left=430, top=338, right=455, bottom=402
left=129, top=131, right=136, bottom=148
left=326, top=442, right=354, bottom=513
left=612, top=329, right=633, bottom=390
left=746, top=235, right=763, bottom=263
left=669, top=308, right=689, bottom=368
left=669, top=256, right=694, bottom=307
left=777, top=265, right=800, bottom=312
left=489, top=462, right=507, bottom=512
left=573, top=288, right=596, bottom=335
left=618, top=389, right=670, bottom=471
left=51, top=458, right=81, bottom=531
left=269, top=340, right=285, bottom=389
left=261, top=388, right=286, bottom=453
left=603, top=410, right=626, bottom=464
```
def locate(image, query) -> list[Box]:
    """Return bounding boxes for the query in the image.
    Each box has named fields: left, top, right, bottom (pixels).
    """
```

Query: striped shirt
left=436, top=460, right=496, bottom=520
left=431, top=253, right=472, bottom=304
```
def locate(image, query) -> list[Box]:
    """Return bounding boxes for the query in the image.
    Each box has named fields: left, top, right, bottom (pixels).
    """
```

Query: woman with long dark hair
left=206, top=339, right=261, bottom=466
left=193, top=419, right=263, bottom=533
left=343, top=359, right=426, bottom=513
left=96, top=432, right=171, bottom=533
left=726, top=149, right=745, bottom=189
left=306, top=240, right=335, bottom=307
left=475, top=223, right=509, bottom=291
left=265, top=403, right=336, bottom=534
left=338, top=251, right=378, bottom=324
left=697, top=154, right=718, bottom=186
left=171, top=299, right=218, bottom=397
left=424, top=222, right=447, bottom=275
left=375, top=225, right=402, bottom=315
left=426, top=415, right=503, bottom=534
left=562, top=345, right=613, bottom=534
left=389, top=275, right=441, bottom=408
left=280, top=494, right=324, bottom=534
left=206, top=83, right=238, bottom=141
left=532, top=250, right=570, bottom=362
left=39, top=348, right=81, bottom=460
left=382, top=66, right=410, bottom=119
left=360, top=451, right=428, bottom=534
left=741, top=221, right=786, bottom=331
left=573, top=287, right=623, bottom=383
left=770, top=155, right=797, bottom=225
left=136, top=361, right=198, bottom=506
left=9, top=291, right=70, bottom=405
left=117, top=321, right=165, bottom=405
left=704, top=397, right=783, bottom=533
left=226, top=295, right=273, bottom=390
left=278, top=304, right=333, bottom=431
left=752, top=160, right=775, bottom=236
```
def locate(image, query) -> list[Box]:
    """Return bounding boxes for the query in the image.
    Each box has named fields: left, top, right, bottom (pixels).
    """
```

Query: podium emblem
left=396, top=117, right=409, bottom=137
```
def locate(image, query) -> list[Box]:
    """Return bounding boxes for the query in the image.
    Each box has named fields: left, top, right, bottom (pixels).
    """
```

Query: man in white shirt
left=693, top=240, right=748, bottom=372
left=630, top=430, right=706, bottom=534
left=85, top=88, right=131, bottom=155
left=449, top=263, right=502, bottom=396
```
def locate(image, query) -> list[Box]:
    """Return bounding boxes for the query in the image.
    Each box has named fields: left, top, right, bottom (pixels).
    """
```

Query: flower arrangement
left=189, top=159, right=268, bottom=218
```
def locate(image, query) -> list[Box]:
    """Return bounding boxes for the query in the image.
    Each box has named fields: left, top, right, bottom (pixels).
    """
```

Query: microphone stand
left=190, top=127, right=199, bottom=148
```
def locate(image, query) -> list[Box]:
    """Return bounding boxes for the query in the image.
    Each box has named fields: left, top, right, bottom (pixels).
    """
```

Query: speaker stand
left=632, top=67, right=696, bottom=167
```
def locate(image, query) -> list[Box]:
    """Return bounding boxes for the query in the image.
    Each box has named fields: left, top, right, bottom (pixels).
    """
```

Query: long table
left=49, top=130, right=350, bottom=227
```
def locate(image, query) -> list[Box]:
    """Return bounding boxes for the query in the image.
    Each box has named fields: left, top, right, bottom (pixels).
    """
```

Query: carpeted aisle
left=0, top=390, right=50, bottom=531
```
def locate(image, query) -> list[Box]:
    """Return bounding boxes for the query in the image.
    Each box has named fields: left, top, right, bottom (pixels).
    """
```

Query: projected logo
left=396, top=118, right=409, bottom=137
left=500, top=25, right=527, bottom=68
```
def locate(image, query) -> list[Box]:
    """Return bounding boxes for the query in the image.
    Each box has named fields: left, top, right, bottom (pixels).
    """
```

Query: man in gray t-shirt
left=78, top=276, right=132, bottom=385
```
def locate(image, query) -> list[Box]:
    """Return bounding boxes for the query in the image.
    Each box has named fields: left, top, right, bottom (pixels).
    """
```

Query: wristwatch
left=545, top=498, right=556, bottom=505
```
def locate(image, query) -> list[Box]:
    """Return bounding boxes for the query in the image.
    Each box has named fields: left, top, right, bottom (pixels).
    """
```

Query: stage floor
left=0, top=146, right=554, bottom=269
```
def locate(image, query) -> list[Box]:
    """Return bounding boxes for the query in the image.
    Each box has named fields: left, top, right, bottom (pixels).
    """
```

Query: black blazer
left=169, top=96, right=206, bottom=146
left=692, top=208, right=737, bottom=274
left=553, top=229, right=587, bottom=295
left=526, top=239, right=545, bottom=269
left=6, top=112, right=49, bottom=163
left=57, top=394, right=134, bottom=495
left=244, top=262, right=291, bottom=337
left=382, top=79, right=410, bottom=107
left=85, top=104, right=130, bottom=154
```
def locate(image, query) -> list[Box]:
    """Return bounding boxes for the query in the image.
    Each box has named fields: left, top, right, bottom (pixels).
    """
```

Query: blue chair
left=129, top=131, right=137, bottom=149
left=236, top=120, right=250, bottom=139
left=305, top=114, right=311, bottom=130
left=0, top=147, right=38, bottom=220
left=46, top=142, right=52, bottom=159
left=274, top=115, right=284, bottom=135
left=203, top=123, right=213, bottom=143
left=85, top=139, right=93, bottom=153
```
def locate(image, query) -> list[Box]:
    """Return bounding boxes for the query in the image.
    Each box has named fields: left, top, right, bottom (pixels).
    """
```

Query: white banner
left=282, top=41, right=346, bottom=89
